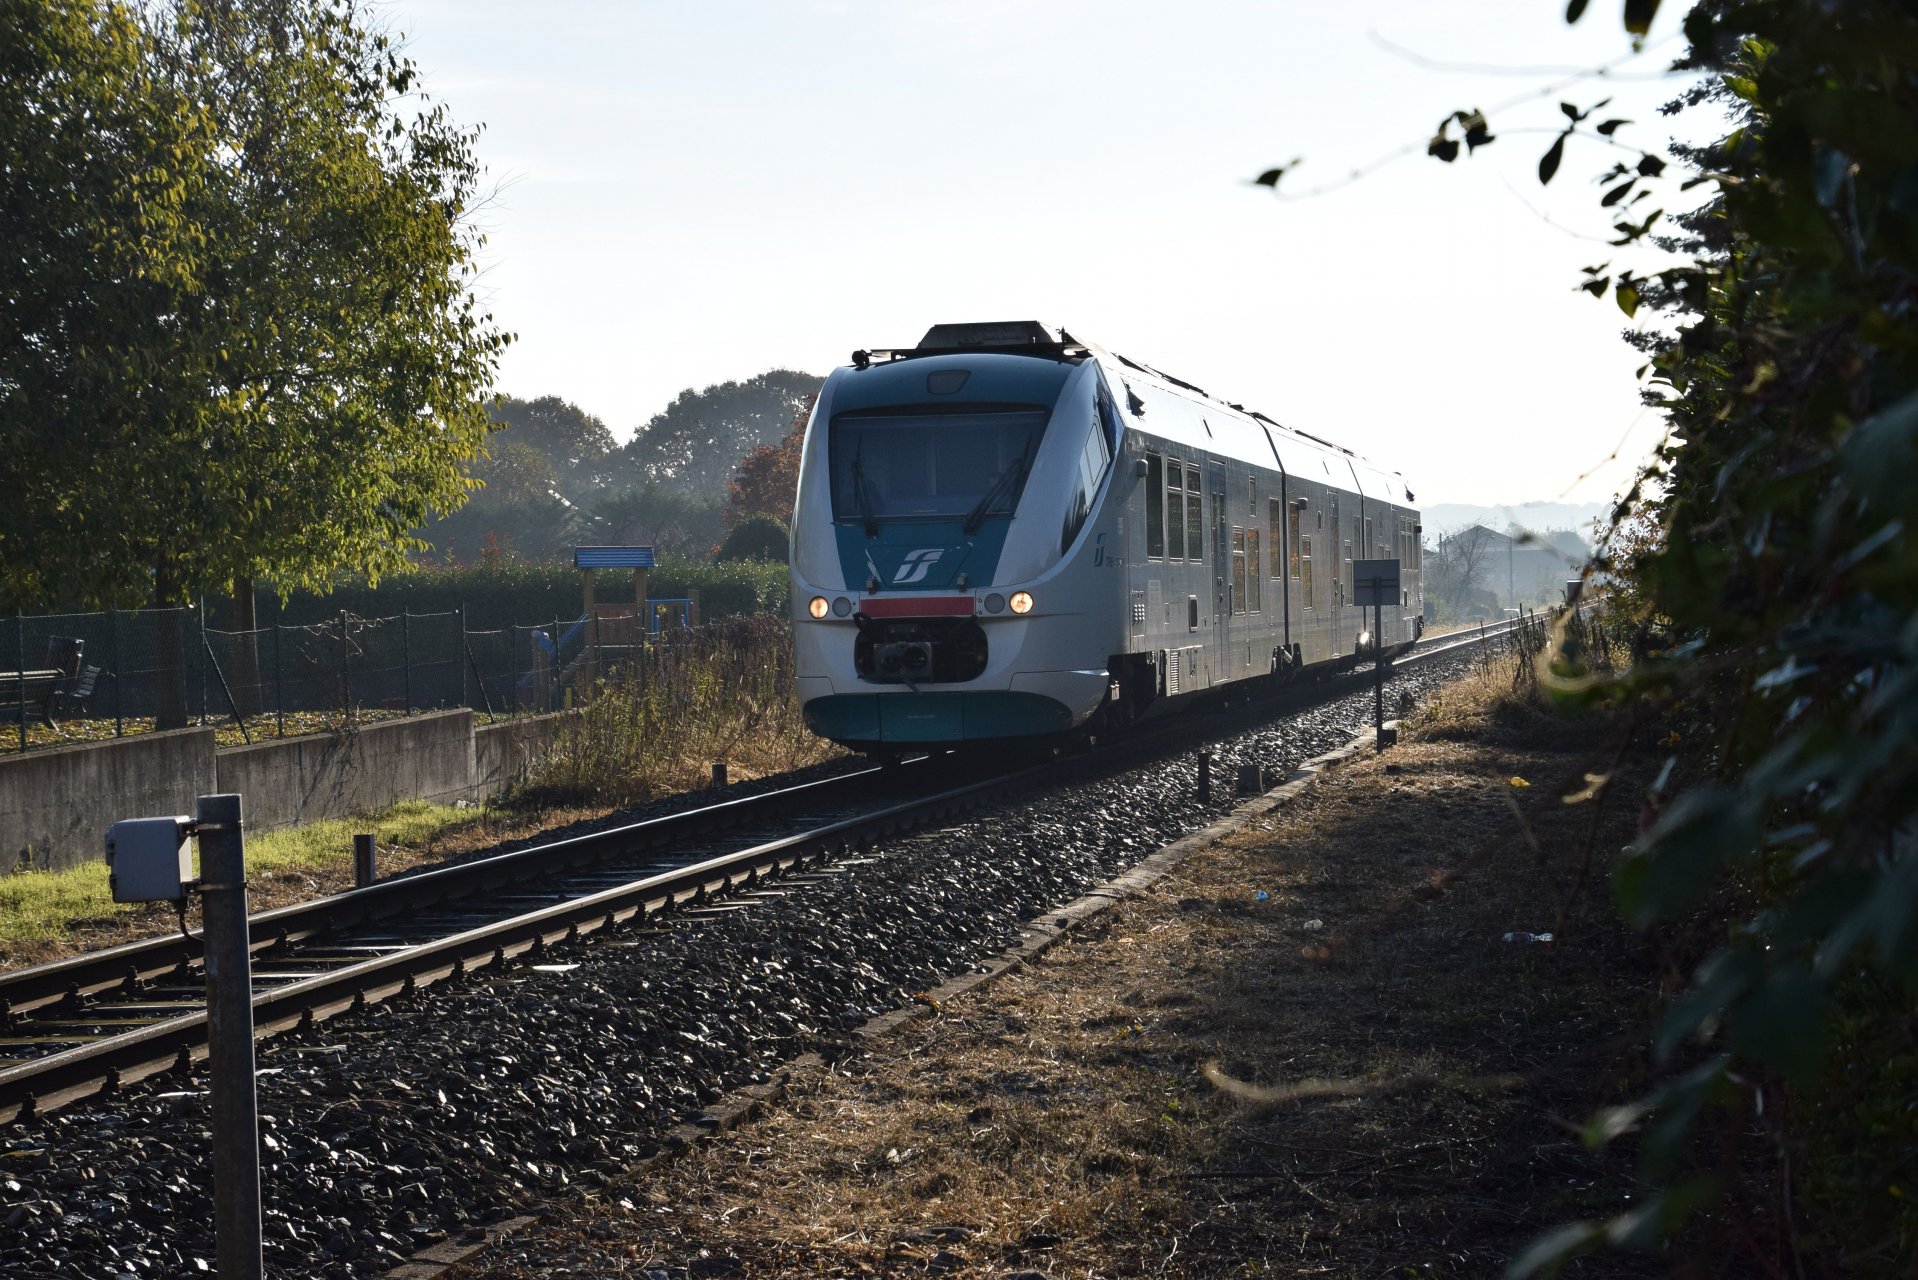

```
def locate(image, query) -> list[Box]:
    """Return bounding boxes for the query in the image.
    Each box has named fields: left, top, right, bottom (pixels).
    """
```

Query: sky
left=386, top=0, right=1712, bottom=509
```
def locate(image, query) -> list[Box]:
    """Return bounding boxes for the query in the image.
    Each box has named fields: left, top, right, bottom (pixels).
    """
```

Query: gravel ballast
left=0, top=652, right=1487, bottom=1279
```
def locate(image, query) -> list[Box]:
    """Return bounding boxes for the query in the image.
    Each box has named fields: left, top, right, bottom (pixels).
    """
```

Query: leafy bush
left=714, top=515, right=789, bottom=564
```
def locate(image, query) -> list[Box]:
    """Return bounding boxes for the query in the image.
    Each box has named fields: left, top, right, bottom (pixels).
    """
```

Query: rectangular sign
left=573, top=545, right=656, bottom=569
left=1352, top=558, right=1401, bottom=607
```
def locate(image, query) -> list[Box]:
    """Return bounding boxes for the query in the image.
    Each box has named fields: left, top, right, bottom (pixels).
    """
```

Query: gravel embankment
left=0, top=652, right=1484, bottom=1279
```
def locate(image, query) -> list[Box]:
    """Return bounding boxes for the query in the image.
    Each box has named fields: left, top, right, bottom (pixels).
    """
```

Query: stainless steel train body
left=790, top=322, right=1422, bottom=753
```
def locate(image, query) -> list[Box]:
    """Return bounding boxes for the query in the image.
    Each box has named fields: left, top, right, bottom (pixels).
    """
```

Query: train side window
left=1145, top=454, right=1165, bottom=559
left=1287, top=503, right=1302, bottom=578
left=1365, top=516, right=1373, bottom=554
left=1301, top=534, right=1314, bottom=606
left=1248, top=476, right=1257, bottom=515
left=1248, top=528, right=1261, bottom=612
left=1165, top=461, right=1186, bottom=561
left=1059, top=417, right=1110, bottom=553
left=1185, top=469, right=1204, bottom=561
left=1231, top=527, right=1247, bottom=615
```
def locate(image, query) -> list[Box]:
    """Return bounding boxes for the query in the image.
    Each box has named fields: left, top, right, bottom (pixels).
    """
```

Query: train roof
left=846, top=321, right=1415, bottom=508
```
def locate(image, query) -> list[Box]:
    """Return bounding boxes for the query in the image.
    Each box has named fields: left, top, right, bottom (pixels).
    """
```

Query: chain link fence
left=0, top=601, right=709, bottom=754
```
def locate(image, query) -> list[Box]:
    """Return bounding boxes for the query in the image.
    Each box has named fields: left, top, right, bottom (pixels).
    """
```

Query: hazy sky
left=388, top=0, right=1709, bottom=508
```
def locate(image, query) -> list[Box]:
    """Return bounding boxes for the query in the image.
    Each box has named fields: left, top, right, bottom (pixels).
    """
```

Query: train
left=788, top=321, right=1422, bottom=755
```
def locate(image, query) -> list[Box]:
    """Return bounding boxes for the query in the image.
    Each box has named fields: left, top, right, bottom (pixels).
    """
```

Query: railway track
left=0, top=615, right=1530, bottom=1127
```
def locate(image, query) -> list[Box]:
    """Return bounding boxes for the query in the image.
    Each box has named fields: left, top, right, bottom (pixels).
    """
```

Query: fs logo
left=891, top=548, right=944, bottom=585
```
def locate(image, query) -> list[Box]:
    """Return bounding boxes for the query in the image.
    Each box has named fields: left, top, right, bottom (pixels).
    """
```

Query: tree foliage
left=620, top=369, right=821, bottom=499
left=1264, top=0, right=1917, bottom=1265
left=485, top=394, right=617, bottom=503
left=724, top=392, right=812, bottom=529
left=0, top=0, right=508, bottom=609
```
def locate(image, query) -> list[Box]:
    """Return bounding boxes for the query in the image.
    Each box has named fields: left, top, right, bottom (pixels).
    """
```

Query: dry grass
left=522, top=615, right=842, bottom=807
left=449, top=665, right=1665, bottom=1278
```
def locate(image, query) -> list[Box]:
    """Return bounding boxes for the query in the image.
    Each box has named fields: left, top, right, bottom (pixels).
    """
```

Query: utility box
left=106, top=817, right=195, bottom=903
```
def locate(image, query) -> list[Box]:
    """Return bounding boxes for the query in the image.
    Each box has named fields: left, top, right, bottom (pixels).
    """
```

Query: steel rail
left=0, top=613, right=1534, bottom=1124
left=0, top=764, right=892, bottom=1020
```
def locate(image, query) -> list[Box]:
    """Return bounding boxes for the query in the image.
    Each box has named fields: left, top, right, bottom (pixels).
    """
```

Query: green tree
left=420, top=440, right=576, bottom=562
left=0, top=0, right=508, bottom=613
left=0, top=0, right=210, bottom=609
left=620, top=369, right=821, bottom=499
left=486, top=394, right=617, bottom=503
left=585, top=482, right=725, bottom=561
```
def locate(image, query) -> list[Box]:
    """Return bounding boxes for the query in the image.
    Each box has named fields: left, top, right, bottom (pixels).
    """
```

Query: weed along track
left=0, top=626, right=1521, bottom=1278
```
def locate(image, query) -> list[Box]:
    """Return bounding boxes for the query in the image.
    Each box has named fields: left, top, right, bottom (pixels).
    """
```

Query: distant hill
left=1419, top=501, right=1610, bottom=544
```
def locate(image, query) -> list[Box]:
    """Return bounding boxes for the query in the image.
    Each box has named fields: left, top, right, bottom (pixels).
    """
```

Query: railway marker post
left=1354, top=560, right=1402, bottom=751
left=103, top=796, right=264, bottom=1280
left=198, top=793, right=265, bottom=1280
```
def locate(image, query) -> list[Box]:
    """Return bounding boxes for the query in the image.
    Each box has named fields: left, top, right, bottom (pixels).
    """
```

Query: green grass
left=0, top=799, right=476, bottom=949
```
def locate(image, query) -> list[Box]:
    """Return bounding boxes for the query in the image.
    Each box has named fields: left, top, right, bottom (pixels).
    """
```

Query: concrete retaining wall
left=214, top=710, right=480, bottom=833
left=3, top=710, right=568, bottom=873
left=3, top=729, right=218, bottom=872
left=473, top=713, right=566, bottom=801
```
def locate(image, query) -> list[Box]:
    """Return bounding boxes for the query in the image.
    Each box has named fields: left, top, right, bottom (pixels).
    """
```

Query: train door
left=1329, top=493, right=1343, bottom=652
left=1209, top=460, right=1230, bottom=679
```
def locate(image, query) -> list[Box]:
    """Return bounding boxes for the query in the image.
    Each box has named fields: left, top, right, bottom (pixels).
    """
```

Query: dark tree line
left=418, top=372, right=820, bottom=565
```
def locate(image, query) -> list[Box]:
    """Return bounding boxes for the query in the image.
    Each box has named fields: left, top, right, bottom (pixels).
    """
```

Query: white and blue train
left=789, top=321, right=1422, bottom=754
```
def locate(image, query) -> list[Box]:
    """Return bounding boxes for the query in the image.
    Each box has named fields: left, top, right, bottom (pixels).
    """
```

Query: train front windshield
left=829, top=409, right=1049, bottom=525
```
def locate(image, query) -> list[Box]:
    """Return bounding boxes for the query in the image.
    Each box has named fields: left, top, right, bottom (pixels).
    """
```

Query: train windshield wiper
left=962, top=453, right=1027, bottom=535
left=851, top=448, right=878, bottom=537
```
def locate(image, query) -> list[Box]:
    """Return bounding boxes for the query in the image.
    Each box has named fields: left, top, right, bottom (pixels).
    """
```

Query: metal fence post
left=14, top=610, right=25, bottom=753
left=110, top=606, right=123, bottom=737
left=197, top=598, right=208, bottom=726
left=272, top=622, right=284, bottom=738
left=197, top=792, right=264, bottom=1280
left=401, top=609, right=413, bottom=714
left=337, top=609, right=350, bottom=722
left=457, top=602, right=468, bottom=711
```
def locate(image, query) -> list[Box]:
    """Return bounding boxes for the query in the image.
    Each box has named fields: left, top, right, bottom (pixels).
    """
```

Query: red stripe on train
left=857, top=596, right=975, bottom=618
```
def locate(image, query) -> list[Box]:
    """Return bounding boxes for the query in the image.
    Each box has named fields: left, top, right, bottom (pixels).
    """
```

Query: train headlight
left=983, top=593, right=1006, bottom=614
left=808, top=596, right=830, bottom=619
left=1009, top=590, right=1035, bottom=615
left=831, top=596, right=852, bottom=617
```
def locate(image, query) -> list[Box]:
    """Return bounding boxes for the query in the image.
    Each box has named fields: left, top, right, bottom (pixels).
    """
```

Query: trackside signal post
left=106, top=796, right=263, bottom=1280
left=1354, top=560, right=1401, bottom=750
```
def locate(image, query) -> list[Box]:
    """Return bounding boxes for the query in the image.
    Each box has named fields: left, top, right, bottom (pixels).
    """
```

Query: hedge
left=234, top=559, right=789, bottom=628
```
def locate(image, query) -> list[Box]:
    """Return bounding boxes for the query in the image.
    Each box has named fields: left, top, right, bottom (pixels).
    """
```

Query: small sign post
left=1354, top=559, right=1402, bottom=749
left=105, top=797, right=262, bottom=1280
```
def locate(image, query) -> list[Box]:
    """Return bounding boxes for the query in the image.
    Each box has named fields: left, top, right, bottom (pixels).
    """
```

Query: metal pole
left=111, top=607, right=124, bottom=737
left=272, top=622, right=283, bottom=739
left=197, top=792, right=263, bottom=1280
left=401, top=609, right=412, bottom=714
left=1374, top=596, right=1385, bottom=745
left=353, top=832, right=376, bottom=889
left=198, top=598, right=208, bottom=726
left=458, top=603, right=468, bottom=711
left=337, top=609, right=350, bottom=723
left=16, top=610, right=27, bottom=752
